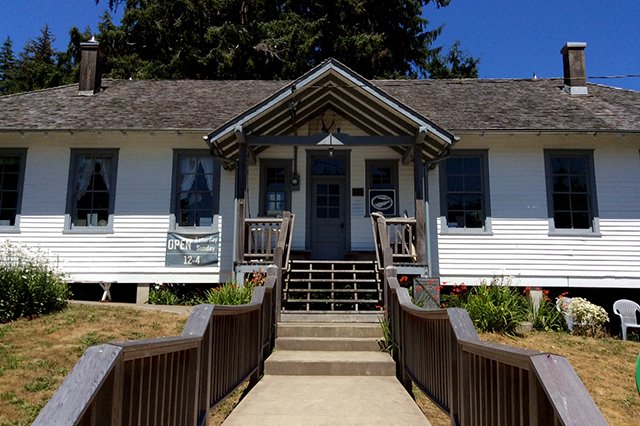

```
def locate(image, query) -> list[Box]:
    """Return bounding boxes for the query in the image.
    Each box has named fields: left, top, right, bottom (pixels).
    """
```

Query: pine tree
left=12, top=25, right=65, bottom=92
left=95, top=0, right=478, bottom=80
left=0, top=37, right=17, bottom=94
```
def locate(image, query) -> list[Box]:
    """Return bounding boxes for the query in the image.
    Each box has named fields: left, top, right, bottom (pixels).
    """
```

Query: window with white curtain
left=66, top=149, right=118, bottom=228
left=172, top=151, right=220, bottom=227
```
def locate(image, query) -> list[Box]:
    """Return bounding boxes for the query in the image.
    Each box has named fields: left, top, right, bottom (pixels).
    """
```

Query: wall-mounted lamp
left=291, top=173, right=300, bottom=190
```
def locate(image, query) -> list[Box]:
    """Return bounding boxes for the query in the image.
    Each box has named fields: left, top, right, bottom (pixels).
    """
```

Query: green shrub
left=527, top=295, right=567, bottom=332
left=523, top=288, right=567, bottom=332
left=462, top=278, right=528, bottom=334
left=0, top=242, right=70, bottom=323
left=148, top=283, right=182, bottom=305
left=204, top=283, right=254, bottom=305
left=377, top=317, right=394, bottom=356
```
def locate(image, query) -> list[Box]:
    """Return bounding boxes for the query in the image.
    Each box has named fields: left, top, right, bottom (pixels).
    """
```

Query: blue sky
left=1, top=1, right=639, bottom=90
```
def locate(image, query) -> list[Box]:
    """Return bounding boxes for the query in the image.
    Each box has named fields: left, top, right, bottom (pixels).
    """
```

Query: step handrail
left=34, top=265, right=281, bottom=426
left=383, top=266, right=606, bottom=425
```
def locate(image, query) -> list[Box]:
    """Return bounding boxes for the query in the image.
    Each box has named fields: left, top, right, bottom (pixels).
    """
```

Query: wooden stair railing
left=34, top=265, right=282, bottom=426
left=371, top=213, right=606, bottom=425
left=371, top=212, right=427, bottom=277
left=235, top=212, right=294, bottom=284
left=382, top=266, right=607, bottom=426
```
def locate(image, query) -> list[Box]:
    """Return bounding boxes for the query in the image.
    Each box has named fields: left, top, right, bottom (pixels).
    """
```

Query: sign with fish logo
left=369, top=189, right=396, bottom=215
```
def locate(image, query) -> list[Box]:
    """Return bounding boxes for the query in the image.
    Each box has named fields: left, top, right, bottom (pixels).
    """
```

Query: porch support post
left=235, top=126, right=247, bottom=265
left=414, top=127, right=427, bottom=265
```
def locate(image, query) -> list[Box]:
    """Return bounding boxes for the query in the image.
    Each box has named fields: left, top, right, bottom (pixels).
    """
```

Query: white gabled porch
left=203, top=59, right=456, bottom=310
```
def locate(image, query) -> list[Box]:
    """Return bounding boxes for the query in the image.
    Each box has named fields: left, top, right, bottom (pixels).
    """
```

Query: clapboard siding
left=0, top=131, right=228, bottom=284
left=434, top=133, right=640, bottom=287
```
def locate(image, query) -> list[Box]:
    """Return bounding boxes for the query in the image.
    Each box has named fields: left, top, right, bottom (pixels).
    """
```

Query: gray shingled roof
left=1, top=78, right=638, bottom=132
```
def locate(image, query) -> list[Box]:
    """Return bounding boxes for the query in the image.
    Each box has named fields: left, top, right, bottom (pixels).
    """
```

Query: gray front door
left=309, top=153, right=348, bottom=259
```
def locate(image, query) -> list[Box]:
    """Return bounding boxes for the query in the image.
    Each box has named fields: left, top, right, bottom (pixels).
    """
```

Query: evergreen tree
left=427, top=40, right=479, bottom=79
left=0, top=37, right=17, bottom=94
left=12, top=25, right=65, bottom=92
left=95, top=0, right=478, bottom=80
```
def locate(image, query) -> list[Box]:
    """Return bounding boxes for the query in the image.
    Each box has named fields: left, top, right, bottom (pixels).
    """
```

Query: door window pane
left=316, top=183, right=340, bottom=219
left=312, top=159, right=345, bottom=176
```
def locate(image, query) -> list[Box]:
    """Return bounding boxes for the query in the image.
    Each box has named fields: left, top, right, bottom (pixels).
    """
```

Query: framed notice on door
left=369, top=189, right=396, bottom=216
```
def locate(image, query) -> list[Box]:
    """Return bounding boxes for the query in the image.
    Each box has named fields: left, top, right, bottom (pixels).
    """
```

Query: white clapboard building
left=1, top=41, right=639, bottom=304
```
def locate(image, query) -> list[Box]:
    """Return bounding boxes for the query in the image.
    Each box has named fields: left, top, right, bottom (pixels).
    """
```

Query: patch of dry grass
left=0, top=304, right=187, bottom=426
left=209, top=381, right=250, bottom=425
left=413, top=331, right=640, bottom=426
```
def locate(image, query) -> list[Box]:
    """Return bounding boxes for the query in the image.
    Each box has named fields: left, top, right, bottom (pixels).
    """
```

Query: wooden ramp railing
left=383, top=266, right=607, bottom=425
left=34, top=265, right=281, bottom=426
left=370, top=212, right=605, bottom=425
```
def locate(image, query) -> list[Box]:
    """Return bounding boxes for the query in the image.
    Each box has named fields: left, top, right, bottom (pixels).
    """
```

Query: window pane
left=1, top=191, right=17, bottom=209
left=464, top=175, right=481, bottom=192
left=72, top=154, right=114, bottom=227
left=447, top=158, right=463, bottom=174
left=174, top=155, right=218, bottom=226
left=555, top=212, right=572, bottom=228
left=465, top=211, right=483, bottom=228
left=312, top=159, right=345, bottom=175
left=549, top=153, right=594, bottom=230
left=447, top=194, right=463, bottom=211
left=447, top=211, right=464, bottom=228
left=0, top=154, right=23, bottom=225
left=553, top=194, right=570, bottom=211
left=463, top=157, right=480, bottom=175
left=443, top=154, right=487, bottom=229
left=553, top=176, right=569, bottom=192
left=568, top=157, right=587, bottom=174
left=447, top=175, right=463, bottom=192
left=572, top=212, right=590, bottom=229
left=570, top=175, right=587, bottom=192
left=372, top=166, right=392, bottom=187
left=551, top=157, right=569, bottom=174
left=571, top=194, right=589, bottom=211
left=464, top=194, right=482, bottom=211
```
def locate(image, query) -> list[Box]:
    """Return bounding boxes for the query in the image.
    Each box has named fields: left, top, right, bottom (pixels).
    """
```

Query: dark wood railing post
left=182, top=304, right=214, bottom=426
left=413, top=151, right=427, bottom=265
left=32, top=344, right=124, bottom=426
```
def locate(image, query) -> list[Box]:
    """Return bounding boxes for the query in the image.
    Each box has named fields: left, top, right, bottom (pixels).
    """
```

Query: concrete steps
left=276, top=336, right=380, bottom=351
left=264, top=350, right=395, bottom=376
left=265, top=320, right=394, bottom=376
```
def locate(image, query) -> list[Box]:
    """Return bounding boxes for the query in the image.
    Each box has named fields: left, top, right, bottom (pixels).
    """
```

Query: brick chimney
left=78, top=37, right=103, bottom=96
left=561, top=42, right=588, bottom=95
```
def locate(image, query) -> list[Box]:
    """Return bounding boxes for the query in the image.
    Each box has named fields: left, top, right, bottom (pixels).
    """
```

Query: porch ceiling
left=204, top=59, right=456, bottom=168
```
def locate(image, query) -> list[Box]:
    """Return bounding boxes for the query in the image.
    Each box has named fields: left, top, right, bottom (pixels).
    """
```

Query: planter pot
left=515, top=321, right=533, bottom=335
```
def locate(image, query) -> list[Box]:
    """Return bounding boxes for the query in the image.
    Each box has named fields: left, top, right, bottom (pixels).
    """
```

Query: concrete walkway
left=223, top=375, right=431, bottom=425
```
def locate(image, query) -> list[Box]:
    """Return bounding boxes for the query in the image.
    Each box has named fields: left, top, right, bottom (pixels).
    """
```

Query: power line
left=588, top=74, right=640, bottom=80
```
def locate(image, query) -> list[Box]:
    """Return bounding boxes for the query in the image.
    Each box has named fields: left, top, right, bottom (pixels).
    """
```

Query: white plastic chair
left=613, top=299, right=640, bottom=340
